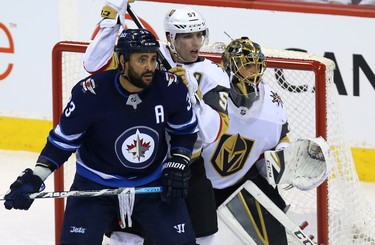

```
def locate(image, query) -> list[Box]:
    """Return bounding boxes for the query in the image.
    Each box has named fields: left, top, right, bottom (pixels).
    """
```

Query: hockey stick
left=218, top=180, right=316, bottom=245
left=126, top=3, right=172, bottom=70
left=0, top=186, right=162, bottom=200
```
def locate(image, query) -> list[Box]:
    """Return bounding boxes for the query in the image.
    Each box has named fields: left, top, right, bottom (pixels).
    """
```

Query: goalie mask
left=222, top=37, right=267, bottom=109
left=115, top=29, right=160, bottom=63
left=164, top=7, right=209, bottom=56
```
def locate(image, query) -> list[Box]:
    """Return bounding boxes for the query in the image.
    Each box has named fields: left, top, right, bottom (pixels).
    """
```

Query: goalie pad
left=264, top=137, right=330, bottom=191
left=218, top=181, right=316, bottom=245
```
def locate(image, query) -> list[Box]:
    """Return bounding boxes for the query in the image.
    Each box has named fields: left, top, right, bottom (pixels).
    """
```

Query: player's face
left=237, top=63, right=259, bottom=84
left=174, top=31, right=205, bottom=62
left=126, top=52, right=158, bottom=89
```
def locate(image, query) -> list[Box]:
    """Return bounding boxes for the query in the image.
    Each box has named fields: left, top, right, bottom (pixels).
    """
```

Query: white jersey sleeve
left=192, top=61, right=230, bottom=145
left=159, top=44, right=230, bottom=157
left=83, top=25, right=120, bottom=73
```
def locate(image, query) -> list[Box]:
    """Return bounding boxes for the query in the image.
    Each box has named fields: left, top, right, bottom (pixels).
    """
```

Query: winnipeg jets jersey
left=202, top=82, right=288, bottom=189
left=39, top=69, right=198, bottom=187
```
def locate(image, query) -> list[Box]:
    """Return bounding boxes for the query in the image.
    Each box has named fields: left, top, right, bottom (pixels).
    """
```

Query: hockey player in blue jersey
left=3, top=29, right=198, bottom=245
left=84, top=3, right=230, bottom=244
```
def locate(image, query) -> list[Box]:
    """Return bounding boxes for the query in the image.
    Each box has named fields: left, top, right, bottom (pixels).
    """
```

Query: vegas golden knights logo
left=210, top=133, right=254, bottom=176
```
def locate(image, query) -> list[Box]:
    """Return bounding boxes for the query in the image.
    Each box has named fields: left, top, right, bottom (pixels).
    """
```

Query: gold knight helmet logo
left=210, top=134, right=254, bottom=176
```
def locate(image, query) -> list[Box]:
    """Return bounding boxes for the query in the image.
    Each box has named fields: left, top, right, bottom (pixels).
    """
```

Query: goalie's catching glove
left=161, top=156, right=191, bottom=204
left=4, top=168, right=45, bottom=210
left=265, top=137, right=330, bottom=191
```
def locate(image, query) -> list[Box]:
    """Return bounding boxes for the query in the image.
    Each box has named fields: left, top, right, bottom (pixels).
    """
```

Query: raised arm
left=83, top=0, right=132, bottom=73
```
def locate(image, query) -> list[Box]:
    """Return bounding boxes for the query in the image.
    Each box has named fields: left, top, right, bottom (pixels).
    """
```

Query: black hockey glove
left=161, top=156, right=191, bottom=204
left=4, top=168, right=45, bottom=210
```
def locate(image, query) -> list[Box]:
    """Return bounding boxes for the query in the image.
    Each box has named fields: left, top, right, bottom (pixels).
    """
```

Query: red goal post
left=52, top=41, right=375, bottom=245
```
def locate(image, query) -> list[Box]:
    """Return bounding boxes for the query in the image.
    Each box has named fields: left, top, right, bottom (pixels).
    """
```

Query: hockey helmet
left=115, top=29, right=160, bottom=62
left=163, top=7, right=209, bottom=52
left=222, top=37, right=267, bottom=108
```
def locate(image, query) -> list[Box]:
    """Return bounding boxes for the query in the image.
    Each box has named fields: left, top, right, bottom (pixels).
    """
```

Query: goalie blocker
left=264, top=137, right=330, bottom=191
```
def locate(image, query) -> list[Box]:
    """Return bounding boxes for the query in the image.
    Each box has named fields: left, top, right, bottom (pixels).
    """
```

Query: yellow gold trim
left=239, top=191, right=269, bottom=245
left=101, top=5, right=118, bottom=19
left=107, top=54, right=119, bottom=70
left=270, top=152, right=281, bottom=168
left=218, top=111, right=229, bottom=139
left=279, top=135, right=290, bottom=144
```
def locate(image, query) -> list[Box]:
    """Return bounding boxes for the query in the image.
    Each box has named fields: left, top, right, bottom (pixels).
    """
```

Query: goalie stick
left=0, top=186, right=162, bottom=200
left=218, top=180, right=316, bottom=245
left=126, top=4, right=172, bottom=70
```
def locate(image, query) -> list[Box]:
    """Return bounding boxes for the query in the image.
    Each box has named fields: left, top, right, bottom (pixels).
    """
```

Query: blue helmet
left=115, top=29, right=160, bottom=62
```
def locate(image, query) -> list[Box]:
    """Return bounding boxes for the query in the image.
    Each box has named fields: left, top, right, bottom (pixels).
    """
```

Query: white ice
left=1, top=150, right=374, bottom=244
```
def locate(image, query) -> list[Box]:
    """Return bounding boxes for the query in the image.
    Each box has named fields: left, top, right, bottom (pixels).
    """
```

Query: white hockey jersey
left=202, top=82, right=288, bottom=189
left=159, top=44, right=230, bottom=157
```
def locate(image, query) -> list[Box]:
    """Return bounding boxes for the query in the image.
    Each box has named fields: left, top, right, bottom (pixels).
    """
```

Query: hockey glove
left=4, top=168, right=45, bottom=210
left=169, top=66, right=202, bottom=105
left=161, top=156, right=191, bottom=204
left=264, top=137, right=330, bottom=191
left=100, top=0, right=133, bottom=28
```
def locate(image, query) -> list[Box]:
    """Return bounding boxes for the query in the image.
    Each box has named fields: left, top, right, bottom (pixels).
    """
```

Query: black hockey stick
left=0, top=186, right=162, bottom=200
left=126, top=4, right=172, bottom=70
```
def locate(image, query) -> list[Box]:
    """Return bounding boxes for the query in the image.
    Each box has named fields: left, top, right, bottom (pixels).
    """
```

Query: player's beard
left=127, top=65, right=154, bottom=89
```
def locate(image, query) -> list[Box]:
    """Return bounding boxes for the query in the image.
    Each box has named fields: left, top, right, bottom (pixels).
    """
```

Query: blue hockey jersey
left=39, top=69, right=198, bottom=187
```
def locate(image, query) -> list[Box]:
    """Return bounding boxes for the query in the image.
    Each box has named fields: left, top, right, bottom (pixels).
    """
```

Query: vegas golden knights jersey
left=202, top=82, right=288, bottom=189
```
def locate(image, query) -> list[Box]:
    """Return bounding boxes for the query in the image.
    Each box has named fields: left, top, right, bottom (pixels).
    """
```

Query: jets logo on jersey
left=165, top=72, right=178, bottom=86
left=115, top=126, right=159, bottom=169
left=270, top=91, right=283, bottom=107
left=210, top=133, right=254, bottom=176
left=82, top=78, right=96, bottom=94
left=127, top=132, right=151, bottom=161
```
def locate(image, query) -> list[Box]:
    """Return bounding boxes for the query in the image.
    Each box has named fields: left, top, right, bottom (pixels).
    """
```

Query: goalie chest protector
left=202, top=82, right=288, bottom=189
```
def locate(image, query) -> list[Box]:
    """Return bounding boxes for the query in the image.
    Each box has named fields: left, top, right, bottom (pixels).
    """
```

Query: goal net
left=51, top=41, right=375, bottom=245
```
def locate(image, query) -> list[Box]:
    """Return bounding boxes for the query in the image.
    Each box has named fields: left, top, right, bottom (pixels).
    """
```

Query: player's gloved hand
left=169, top=66, right=189, bottom=87
left=161, top=156, right=191, bottom=204
left=4, top=168, right=45, bottom=210
left=169, top=66, right=201, bottom=105
left=100, top=0, right=132, bottom=28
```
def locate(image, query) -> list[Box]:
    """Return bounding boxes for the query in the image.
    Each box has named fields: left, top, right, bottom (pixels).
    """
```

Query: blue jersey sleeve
left=158, top=71, right=198, bottom=158
left=39, top=76, right=100, bottom=169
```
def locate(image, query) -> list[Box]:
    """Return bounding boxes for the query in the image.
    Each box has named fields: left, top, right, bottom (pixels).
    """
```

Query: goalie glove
left=100, top=0, right=134, bottom=28
left=161, top=155, right=191, bottom=204
left=4, top=168, right=46, bottom=210
left=169, top=66, right=202, bottom=105
left=264, top=137, right=331, bottom=191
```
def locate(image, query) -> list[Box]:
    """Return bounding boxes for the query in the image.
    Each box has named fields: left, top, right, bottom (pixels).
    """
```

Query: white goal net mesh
left=52, top=41, right=375, bottom=245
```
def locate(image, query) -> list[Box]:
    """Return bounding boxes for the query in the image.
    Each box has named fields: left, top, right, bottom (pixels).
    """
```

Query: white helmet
left=164, top=7, right=209, bottom=54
